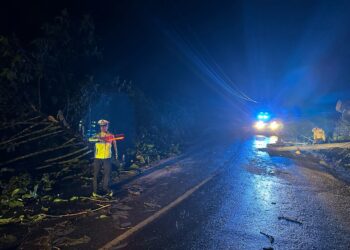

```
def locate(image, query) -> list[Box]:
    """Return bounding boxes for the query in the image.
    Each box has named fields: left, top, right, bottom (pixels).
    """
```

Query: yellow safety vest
left=312, top=128, right=326, bottom=141
left=89, top=132, right=113, bottom=159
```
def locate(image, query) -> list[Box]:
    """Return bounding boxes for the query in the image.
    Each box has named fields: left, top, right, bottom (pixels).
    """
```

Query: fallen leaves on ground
left=53, top=198, right=68, bottom=203
left=53, top=235, right=91, bottom=247
left=99, top=214, right=108, bottom=219
left=45, top=220, right=75, bottom=237
left=112, top=210, right=129, bottom=220
left=113, top=204, right=132, bottom=211
left=120, top=222, right=132, bottom=228
left=111, top=242, right=128, bottom=249
left=127, top=185, right=144, bottom=196
left=144, top=202, right=161, bottom=209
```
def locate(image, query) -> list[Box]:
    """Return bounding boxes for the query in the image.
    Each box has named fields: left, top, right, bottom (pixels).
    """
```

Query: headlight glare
left=254, top=121, right=266, bottom=130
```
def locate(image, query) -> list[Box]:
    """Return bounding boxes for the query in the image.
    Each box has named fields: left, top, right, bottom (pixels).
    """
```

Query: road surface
left=121, top=136, right=350, bottom=250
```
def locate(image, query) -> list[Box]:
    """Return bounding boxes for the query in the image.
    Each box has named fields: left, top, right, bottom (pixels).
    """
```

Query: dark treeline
left=0, top=9, right=202, bottom=231
left=0, top=9, right=202, bottom=160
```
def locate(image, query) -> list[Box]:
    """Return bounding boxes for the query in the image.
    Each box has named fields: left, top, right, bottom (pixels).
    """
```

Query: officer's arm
left=88, top=134, right=101, bottom=142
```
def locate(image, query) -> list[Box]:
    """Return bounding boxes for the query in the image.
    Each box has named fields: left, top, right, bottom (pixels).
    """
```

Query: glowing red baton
left=111, top=134, right=125, bottom=141
left=101, top=134, right=125, bottom=142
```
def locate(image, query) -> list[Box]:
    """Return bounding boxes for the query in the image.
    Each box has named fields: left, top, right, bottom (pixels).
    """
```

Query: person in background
left=89, top=119, right=118, bottom=197
left=312, top=127, right=326, bottom=144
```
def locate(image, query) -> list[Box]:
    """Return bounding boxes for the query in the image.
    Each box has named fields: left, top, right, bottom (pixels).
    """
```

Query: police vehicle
left=253, top=112, right=283, bottom=135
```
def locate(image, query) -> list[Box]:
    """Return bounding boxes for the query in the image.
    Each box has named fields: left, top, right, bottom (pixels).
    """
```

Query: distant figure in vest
left=312, top=127, right=326, bottom=144
left=89, top=119, right=118, bottom=197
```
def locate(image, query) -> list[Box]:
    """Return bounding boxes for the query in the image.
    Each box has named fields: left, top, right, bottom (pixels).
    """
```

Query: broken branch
left=0, top=142, right=84, bottom=166
left=57, top=150, right=93, bottom=164
left=260, top=231, right=275, bottom=244
left=278, top=216, right=303, bottom=225
left=45, top=146, right=89, bottom=163
left=45, top=204, right=111, bottom=218
left=11, top=130, right=64, bottom=146
left=0, top=124, right=59, bottom=146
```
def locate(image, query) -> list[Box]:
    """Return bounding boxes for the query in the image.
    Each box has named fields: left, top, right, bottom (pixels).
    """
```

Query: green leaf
left=18, top=215, right=25, bottom=222
left=11, top=188, right=21, bottom=197
left=69, top=196, right=79, bottom=202
left=130, top=163, right=140, bottom=169
left=8, top=200, right=24, bottom=208
left=41, top=206, right=49, bottom=212
left=41, top=195, right=53, bottom=201
left=0, top=218, right=15, bottom=226
left=136, top=155, right=146, bottom=164
left=22, top=193, right=33, bottom=199
left=53, top=198, right=68, bottom=203
left=30, top=214, right=46, bottom=222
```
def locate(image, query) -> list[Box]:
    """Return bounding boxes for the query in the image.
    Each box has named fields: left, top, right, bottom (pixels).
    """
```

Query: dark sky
left=2, top=0, right=350, bottom=115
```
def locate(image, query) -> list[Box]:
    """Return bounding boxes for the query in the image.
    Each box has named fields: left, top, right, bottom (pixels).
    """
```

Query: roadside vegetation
left=0, top=10, right=196, bottom=245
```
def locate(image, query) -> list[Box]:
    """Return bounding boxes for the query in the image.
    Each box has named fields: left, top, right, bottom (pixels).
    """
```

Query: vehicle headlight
left=269, top=121, right=282, bottom=131
left=254, top=121, right=267, bottom=130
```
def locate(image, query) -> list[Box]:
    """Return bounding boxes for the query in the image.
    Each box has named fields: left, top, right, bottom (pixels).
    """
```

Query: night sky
left=2, top=0, right=350, bottom=117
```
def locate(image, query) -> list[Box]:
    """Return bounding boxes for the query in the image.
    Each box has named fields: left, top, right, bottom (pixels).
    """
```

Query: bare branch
left=11, top=129, right=64, bottom=146
left=0, top=124, right=60, bottom=146
left=0, top=142, right=84, bottom=166
left=45, top=146, right=89, bottom=163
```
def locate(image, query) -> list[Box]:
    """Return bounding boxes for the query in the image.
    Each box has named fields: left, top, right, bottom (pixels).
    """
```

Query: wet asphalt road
left=124, top=136, right=350, bottom=250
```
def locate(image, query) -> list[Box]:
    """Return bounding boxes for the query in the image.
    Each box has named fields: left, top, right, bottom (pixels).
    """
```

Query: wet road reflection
left=253, top=135, right=279, bottom=148
left=124, top=136, right=350, bottom=250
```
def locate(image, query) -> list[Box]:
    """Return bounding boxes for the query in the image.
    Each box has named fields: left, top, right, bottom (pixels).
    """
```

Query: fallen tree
left=266, top=142, right=350, bottom=152
left=0, top=109, right=96, bottom=225
left=0, top=10, right=186, bottom=240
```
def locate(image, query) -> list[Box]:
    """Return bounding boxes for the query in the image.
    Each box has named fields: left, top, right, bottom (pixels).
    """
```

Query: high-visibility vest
left=89, top=132, right=113, bottom=159
left=312, top=128, right=326, bottom=141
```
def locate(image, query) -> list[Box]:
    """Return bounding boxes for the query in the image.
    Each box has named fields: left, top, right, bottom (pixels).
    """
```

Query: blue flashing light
left=257, top=112, right=270, bottom=121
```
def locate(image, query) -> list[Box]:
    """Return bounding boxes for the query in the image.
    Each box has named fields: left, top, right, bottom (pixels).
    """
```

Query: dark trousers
left=93, top=158, right=111, bottom=193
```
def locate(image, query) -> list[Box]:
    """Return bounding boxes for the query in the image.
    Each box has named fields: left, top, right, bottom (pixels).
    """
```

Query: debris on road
left=144, top=201, right=161, bottom=209
left=44, top=220, right=75, bottom=236
left=128, top=185, right=144, bottom=196
left=111, top=242, right=128, bottom=249
left=128, top=190, right=141, bottom=196
left=113, top=203, right=133, bottom=211
left=267, top=142, right=350, bottom=152
left=120, top=222, right=132, bottom=228
left=260, top=231, right=275, bottom=244
left=112, top=210, right=129, bottom=220
left=53, top=235, right=91, bottom=247
left=278, top=216, right=303, bottom=225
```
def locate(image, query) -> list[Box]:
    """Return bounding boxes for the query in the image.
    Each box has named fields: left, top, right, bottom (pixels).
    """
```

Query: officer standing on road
left=89, top=119, right=118, bottom=197
left=312, top=127, right=326, bottom=144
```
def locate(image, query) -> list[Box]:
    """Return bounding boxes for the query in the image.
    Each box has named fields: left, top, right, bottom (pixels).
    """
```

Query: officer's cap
left=98, top=119, right=109, bottom=126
